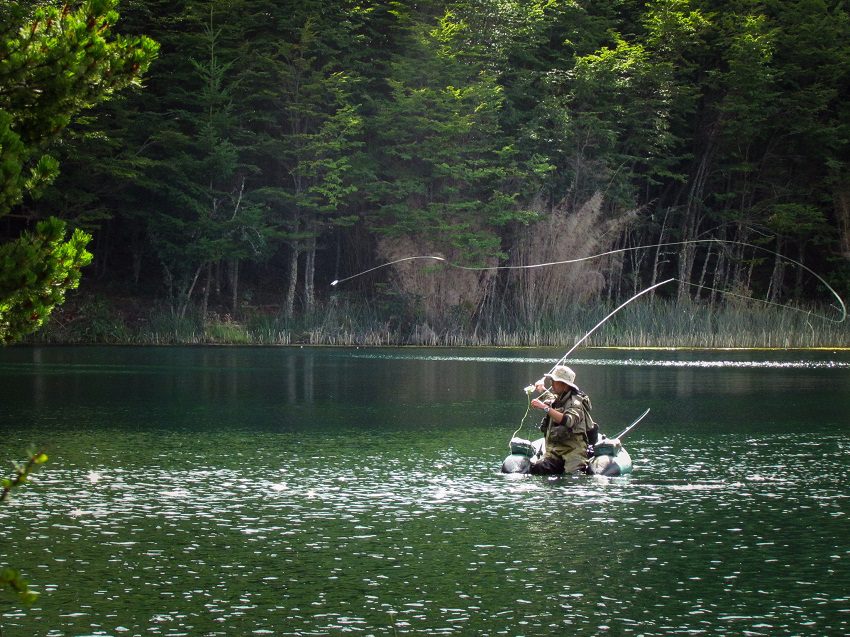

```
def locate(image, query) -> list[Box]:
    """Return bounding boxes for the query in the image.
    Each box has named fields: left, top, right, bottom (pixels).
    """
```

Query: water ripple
left=2, top=347, right=849, bottom=636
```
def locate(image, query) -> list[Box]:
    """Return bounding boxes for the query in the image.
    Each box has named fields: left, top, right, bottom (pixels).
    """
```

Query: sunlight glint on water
left=1, top=346, right=848, bottom=636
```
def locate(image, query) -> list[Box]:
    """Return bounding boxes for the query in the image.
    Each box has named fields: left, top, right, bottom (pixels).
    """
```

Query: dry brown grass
left=509, top=192, right=637, bottom=322
left=372, top=193, right=638, bottom=334
left=375, top=235, right=497, bottom=327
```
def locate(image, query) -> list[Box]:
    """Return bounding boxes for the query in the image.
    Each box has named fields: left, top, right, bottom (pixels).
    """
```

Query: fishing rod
left=511, top=276, right=672, bottom=430
left=517, top=280, right=672, bottom=435
left=550, top=277, right=675, bottom=372
left=612, top=407, right=651, bottom=440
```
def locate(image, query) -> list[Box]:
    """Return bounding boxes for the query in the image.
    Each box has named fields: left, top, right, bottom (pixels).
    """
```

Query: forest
left=2, top=0, right=850, bottom=347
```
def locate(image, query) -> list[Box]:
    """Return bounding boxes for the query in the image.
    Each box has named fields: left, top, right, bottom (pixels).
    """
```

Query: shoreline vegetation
left=22, top=293, right=850, bottom=349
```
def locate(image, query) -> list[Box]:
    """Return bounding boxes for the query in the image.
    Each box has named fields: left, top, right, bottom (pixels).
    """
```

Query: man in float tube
left=529, top=365, right=596, bottom=475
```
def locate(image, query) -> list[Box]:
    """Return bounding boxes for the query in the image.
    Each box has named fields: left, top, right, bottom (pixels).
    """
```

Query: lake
left=1, top=345, right=849, bottom=636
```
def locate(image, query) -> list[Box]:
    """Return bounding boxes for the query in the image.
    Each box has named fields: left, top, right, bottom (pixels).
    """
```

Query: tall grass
left=25, top=295, right=850, bottom=348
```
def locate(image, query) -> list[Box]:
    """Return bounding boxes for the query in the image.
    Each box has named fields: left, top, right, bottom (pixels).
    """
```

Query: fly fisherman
left=529, top=365, right=595, bottom=475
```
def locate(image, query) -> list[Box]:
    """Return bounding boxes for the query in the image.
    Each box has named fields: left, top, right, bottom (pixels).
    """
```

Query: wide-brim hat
left=544, top=365, right=579, bottom=390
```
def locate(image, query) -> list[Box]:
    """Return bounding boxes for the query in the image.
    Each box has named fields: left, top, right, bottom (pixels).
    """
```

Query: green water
left=1, top=346, right=849, bottom=636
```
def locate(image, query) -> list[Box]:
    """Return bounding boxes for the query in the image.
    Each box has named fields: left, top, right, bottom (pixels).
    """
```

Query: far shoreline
left=11, top=341, right=850, bottom=352
left=20, top=294, right=850, bottom=350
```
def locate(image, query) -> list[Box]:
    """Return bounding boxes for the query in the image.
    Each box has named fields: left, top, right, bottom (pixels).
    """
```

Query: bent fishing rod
left=511, top=279, right=672, bottom=440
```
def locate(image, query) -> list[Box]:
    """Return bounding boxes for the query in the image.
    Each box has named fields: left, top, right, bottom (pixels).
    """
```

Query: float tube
left=500, top=408, right=648, bottom=476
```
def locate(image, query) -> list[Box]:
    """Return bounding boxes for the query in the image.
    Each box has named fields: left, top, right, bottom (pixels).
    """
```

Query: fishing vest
left=541, top=389, right=595, bottom=458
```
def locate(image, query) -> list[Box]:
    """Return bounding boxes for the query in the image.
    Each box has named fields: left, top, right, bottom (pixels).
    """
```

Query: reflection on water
left=1, top=346, right=849, bottom=636
left=348, top=350, right=850, bottom=368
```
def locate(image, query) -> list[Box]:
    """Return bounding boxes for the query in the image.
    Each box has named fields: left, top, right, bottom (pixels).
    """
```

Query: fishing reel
left=524, top=378, right=548, bottom=395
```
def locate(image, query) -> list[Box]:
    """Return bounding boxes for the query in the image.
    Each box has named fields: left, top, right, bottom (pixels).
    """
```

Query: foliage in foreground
left=1, top=450, right=48, bottom=606
left=0, top=219, right=92, bottom=344
left=0, top=0, right=158, bottom=344
left=0, top=0, right=157, bottom=615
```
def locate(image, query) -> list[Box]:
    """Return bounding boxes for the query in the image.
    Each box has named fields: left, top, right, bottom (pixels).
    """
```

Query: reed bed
left=25, top=296, right=850, bottom=349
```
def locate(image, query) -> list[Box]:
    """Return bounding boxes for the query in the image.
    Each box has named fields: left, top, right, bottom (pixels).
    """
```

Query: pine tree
left=0, top=0, right=157, bottom=343
left=147, top=5, right=269, bottom=318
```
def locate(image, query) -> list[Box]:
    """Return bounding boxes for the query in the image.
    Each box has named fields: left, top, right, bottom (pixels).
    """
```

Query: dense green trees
left=235, top=0, right=367, bottom=316
left=5, top=0, right=849, bottom=340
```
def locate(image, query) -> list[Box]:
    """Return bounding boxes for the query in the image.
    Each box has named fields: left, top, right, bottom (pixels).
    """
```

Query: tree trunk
left=608, top=232, right=625, bottom=304
left=710, top=226, right=727, bottom=308
left=178, top=263, right=204, bottom=320
left=201, top=261, right=212, bottom=320
left=677, top=124, right=718, bottom=301
left=132, top=247, right=143, bottom=287
left=767, top=238, right=785, bottom=303
left=650, top=207, right=670, bottom=299
left=304, top=236, right=316, bottom=314
left=334, top=228, right=342, bottom=283
left=96, top=220, right=111, bottom=279
left=230, top=257, right=239, bottom=314
left=834, top=180, right=850, bottom=260
left=795, top=241, right=806, bottom=299
left=745, top=258, right=755, bottom=297
left=726, top=225, right=750, bottom=296
left=163, top=264, right=175, bottom=316
left=285, top=246, right=300, bottom=319
left=696, top=242, right=713, bottom=300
